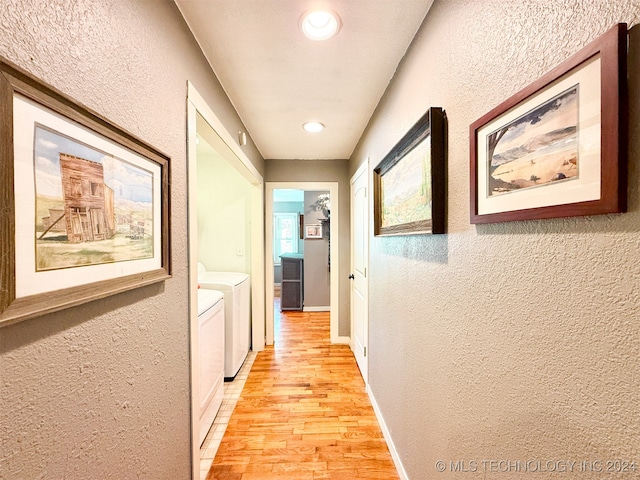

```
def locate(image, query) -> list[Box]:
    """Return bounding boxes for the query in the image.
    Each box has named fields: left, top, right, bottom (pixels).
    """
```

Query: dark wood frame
left=298, top=213, right=304, bottom=240
left=0, top=55, right=171, bottom=327
left=470, top=23, right=627, bottom=224
left=374, top=107, right=446, bottom=235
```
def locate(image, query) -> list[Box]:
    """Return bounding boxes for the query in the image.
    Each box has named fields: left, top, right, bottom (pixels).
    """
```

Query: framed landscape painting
left=0, top=55, right=171, bottom=327
left=470, top=23, right=627, bottom=224
left=374, top=107, right=446, bottom=235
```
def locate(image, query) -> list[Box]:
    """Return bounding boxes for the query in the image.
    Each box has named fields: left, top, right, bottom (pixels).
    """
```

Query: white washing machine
left=197, top=288, right=225, bottom=446
left=198, top=263, right=250, bottom=380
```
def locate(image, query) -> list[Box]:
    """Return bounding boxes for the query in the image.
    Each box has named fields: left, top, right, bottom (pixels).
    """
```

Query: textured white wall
left=350, top=1, right=640, bottom=478
left=0, top=1, right=263, bottom=478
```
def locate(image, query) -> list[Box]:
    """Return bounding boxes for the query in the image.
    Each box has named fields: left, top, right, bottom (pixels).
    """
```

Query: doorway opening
left=271, top=189, right=331, bottom=314
left=265, top=182, right=341, bottom=347
left=187, top=83, right=265, bottom=479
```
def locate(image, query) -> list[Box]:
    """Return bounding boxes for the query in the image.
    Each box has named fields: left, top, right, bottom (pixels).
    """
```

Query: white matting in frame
left=14, top=93, right=163, bottom=298
left=476, top=55, right=601, bottom=216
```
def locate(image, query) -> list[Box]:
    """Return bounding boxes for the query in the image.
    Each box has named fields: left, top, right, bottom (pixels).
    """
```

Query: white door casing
left=350, top=160, right=369, bottom=383
left=187, top=82, right=265, bottom=479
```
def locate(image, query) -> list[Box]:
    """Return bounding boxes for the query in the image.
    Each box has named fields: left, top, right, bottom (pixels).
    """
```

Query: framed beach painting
left=0, top=55, right=171, bottom=327
left=374, top=107, right=446, bottom=235
left=470, top=23, right=627, bottom=224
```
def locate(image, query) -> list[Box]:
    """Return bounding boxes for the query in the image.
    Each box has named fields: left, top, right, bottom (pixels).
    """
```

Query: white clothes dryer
left=198, top=263, right=250, bottom=380
left=196, top=288, right=225, bottom=446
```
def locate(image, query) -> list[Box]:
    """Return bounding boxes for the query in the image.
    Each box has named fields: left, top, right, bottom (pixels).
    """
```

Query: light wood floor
left=206, top=305, right=400, bottom=480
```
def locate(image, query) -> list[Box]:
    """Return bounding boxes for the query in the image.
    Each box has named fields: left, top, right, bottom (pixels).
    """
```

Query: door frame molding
left=186, top=82, right=265, bottom=479
left=265, top=182, right=343, bottom=345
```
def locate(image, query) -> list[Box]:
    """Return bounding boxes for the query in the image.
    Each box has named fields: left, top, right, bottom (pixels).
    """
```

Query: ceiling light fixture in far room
left=300, top=10, right=341, bottom=41
left=303, top=121, right=325, bottom=133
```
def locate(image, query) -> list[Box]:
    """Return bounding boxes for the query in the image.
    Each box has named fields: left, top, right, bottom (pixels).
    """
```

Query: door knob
left=348, top=274, right=354, bottom=280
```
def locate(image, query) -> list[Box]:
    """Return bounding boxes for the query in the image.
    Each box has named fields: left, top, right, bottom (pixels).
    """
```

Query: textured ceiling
left=175, top=0, right=433, bottom=160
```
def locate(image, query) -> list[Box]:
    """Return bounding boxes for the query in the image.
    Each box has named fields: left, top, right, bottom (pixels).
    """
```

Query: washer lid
left=197, top=289, right=224, bottom=316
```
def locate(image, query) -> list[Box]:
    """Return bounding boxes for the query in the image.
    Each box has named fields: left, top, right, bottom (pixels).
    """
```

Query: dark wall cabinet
left=280, top=253, right=304, bottom=311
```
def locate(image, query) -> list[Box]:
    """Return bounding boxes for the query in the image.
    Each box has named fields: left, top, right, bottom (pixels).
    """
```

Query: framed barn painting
left=374, top=107, right=446, bottom=236
left=0, top=55, right=171, bottom=327
left=470, top=23, right=627, bottom=224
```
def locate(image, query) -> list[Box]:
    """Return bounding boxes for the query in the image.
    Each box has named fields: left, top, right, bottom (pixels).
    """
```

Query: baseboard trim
left=367, top=384, right=409, bottom=480
left=332, top=335, right=350, bottom=345
left=303, top=306, right=330, bottom=312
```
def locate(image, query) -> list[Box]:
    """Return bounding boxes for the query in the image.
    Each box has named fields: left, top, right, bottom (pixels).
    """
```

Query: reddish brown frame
left=470, top=23, right=627, bottom=224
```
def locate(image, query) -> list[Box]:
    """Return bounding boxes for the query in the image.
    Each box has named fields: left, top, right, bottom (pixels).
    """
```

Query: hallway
left=205, top=305, right=399, bottom=479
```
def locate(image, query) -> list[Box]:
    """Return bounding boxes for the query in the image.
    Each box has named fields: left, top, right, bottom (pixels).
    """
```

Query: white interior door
left=350, top=160, right=369, bottom=383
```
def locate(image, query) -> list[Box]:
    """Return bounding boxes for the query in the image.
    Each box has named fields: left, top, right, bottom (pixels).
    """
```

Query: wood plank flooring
left=206, top=305, right=399, bottom=480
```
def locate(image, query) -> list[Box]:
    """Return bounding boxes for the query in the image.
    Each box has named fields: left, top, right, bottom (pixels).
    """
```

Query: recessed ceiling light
left=303, top=121, right=325, bottom=133
left=300, top=10, right=341, bottom=41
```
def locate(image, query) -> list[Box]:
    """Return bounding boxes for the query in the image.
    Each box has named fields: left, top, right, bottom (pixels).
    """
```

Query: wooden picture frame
left=299, top=213, right=304, bottom=240
left=374, top=107, right=446, bottom=235
left=0, top=55, right=171, bottom=327
left=305, top=224, right=323, bottom=239
left=470, top=23, right=627, bottom=224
